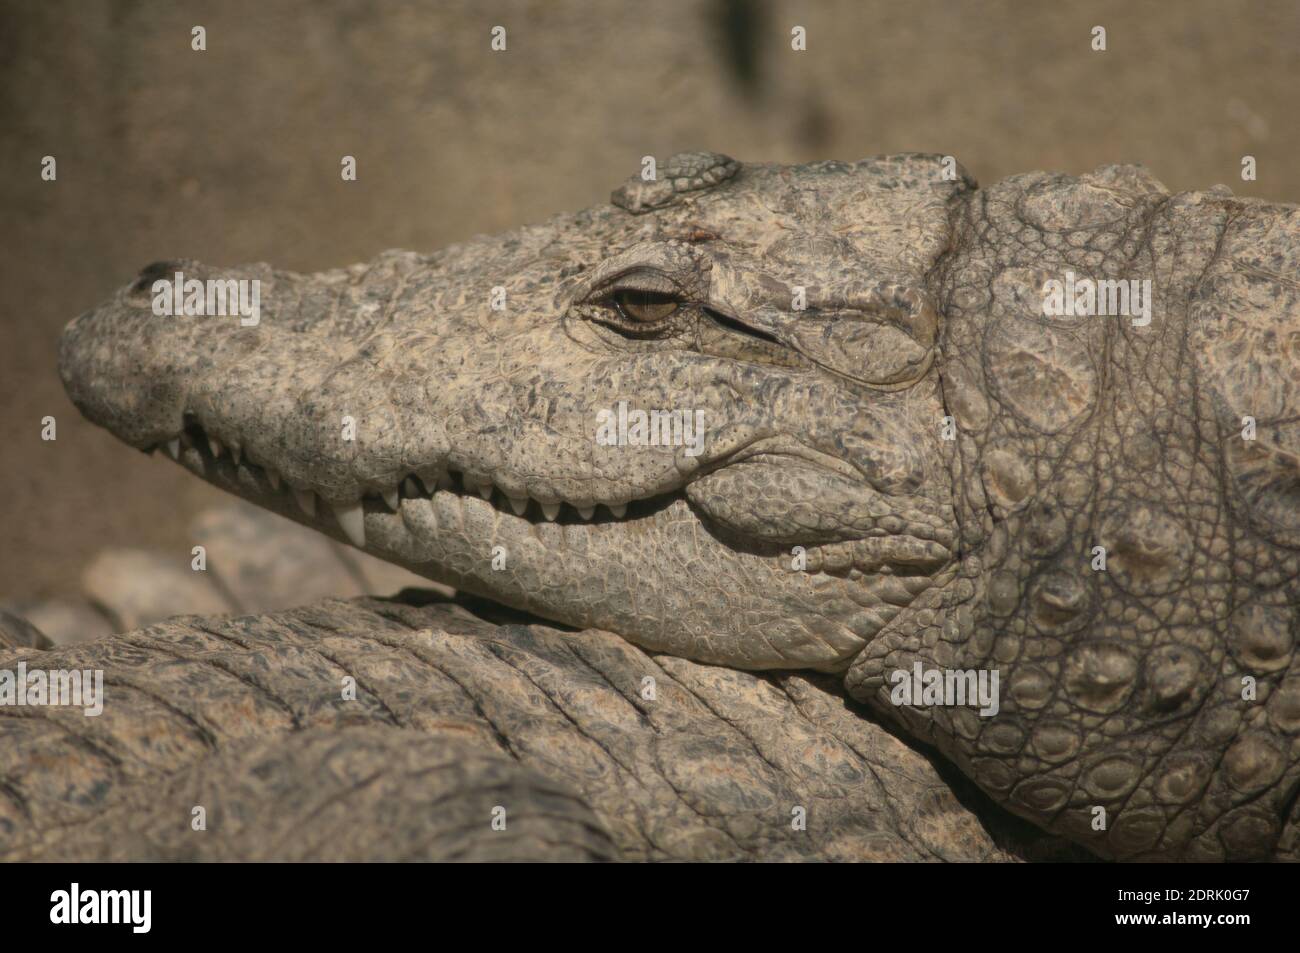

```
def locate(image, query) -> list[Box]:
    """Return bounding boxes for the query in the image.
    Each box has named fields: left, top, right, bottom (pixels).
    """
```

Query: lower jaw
left=166, top=439, right=944, bottom=671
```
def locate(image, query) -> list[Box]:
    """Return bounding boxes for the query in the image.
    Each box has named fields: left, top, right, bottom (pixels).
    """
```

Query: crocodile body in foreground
left=43, top=153, right=1300, bottom=860
left=2, top=592, right=1074, bottom=861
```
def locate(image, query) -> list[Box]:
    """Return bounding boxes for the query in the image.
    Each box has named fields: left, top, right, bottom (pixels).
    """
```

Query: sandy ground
left=2, top=0, right=1298, bottom=600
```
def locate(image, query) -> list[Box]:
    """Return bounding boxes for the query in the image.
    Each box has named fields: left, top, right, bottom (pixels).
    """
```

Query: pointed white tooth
left=608, top=502, right=627, bottom=519
left=476, top=482, right=494, bottom=500
left=540, top=501, right=560, bottom=521
left=208, top=435, right=223, bottom=458
left=166, top=438, right=180, bottom=460
left=507, top=496, right=528, bottom=516
left=576, top=505, right=595, bottom=520
left=333, top=501, right=365, bottom=547
left=436, top=471, right=455, bottom=492
left=293, top=488, right=316, bottom=517
left=383, top=487, right=399, bottom=510
left=231, top=444, right=242, bottom=466
left=268, top=469, right=282, bottom=491
left=403, top=476, right=422, bottom=497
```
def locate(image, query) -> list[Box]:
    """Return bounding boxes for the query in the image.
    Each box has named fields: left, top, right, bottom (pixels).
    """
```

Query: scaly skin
left=0, top=595, right=1054, bottom=862
left=56, top=153, right=1300, bottom=859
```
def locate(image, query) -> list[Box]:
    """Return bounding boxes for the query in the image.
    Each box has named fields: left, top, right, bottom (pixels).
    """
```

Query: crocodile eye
left=613, top=289, right=680, bottom=324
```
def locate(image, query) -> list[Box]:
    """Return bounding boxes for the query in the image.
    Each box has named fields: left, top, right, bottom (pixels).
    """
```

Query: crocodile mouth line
left=147, top=416, right=951, bottom=579
left=148, top=416, right=679, bottom=544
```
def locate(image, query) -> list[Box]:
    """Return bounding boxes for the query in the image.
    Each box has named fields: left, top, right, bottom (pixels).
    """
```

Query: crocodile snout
left=59, top=259, right=265, bottom=450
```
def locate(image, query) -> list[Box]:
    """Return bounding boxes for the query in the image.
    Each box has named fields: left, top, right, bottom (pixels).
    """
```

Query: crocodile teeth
left=576, top=505, right=595, bottom=520
left=267, top=470, right=282, bottom=491
left=403, top=476, right=423, bottom=497
left=507, top=496, right=529, bottom=516
left=540, top=501, right=560, bottom=521
left=476, top=482, right=494, bottom=500
left=382, top=488, right=399, bottom=511
left=293, top=488, right=316, bottom=517
left=436, top=472, right=455, bottom=492
left=333, top=501, right=365, bottom=547
left=230, top=444, right=242, bottom=466
left=166, top=438, right=180, bottom=460
left=608, top=502, right=627, bottom=519
left=208, top=435, right=223, bottom=459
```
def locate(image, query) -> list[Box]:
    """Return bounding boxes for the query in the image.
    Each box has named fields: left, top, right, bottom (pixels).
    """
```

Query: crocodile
left=45, top=151, right=1300, bottom=860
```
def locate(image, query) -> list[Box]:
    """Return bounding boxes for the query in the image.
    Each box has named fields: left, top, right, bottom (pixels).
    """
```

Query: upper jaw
left=57, top=256, right=735, bottom=516
left=57, top=267, right=870, bottom=543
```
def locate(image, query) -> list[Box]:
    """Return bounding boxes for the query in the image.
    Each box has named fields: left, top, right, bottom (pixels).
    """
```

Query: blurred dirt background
left=2, top=0, right=1298, bottom=603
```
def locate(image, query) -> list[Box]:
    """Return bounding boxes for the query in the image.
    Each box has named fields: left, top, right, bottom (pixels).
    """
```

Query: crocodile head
left=59, top=152, right=968, bottom=672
